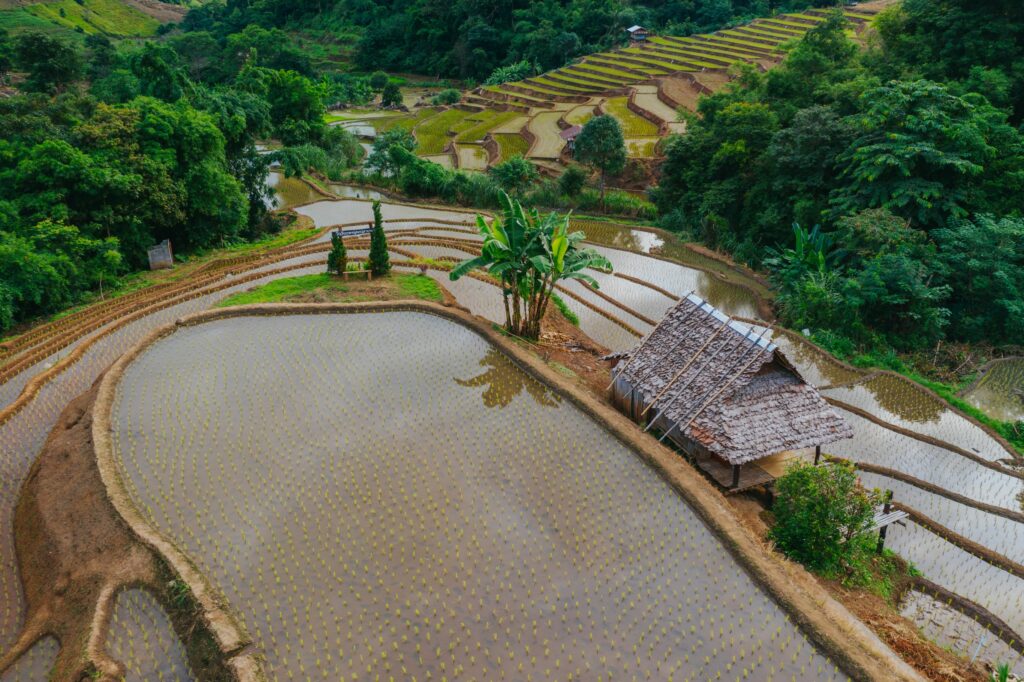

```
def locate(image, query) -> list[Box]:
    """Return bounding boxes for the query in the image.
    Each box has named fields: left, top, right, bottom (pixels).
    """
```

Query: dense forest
left=654, top=0, right=1024, bottom=353
left=180, top=0, right=841, bottom=79
left=0, top=27, right=362, bottom=331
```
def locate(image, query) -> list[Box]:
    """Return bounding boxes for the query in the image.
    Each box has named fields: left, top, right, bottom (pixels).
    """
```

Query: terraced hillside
left=346, top=7, right=878, bottom=172
left=0, top=0, right=182, bottom=37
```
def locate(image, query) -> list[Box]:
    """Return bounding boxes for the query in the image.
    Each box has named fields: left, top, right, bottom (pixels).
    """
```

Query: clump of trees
left=450, top=193, right=611, bottom=339
left=770, top=461, right=882, bottom=578
left=0, top=25, right=362, bottom=333
left=653, top=9, right=1024, bottom=352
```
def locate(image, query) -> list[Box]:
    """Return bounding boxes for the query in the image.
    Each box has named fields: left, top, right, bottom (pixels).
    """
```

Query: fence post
left=876, top=489, right=894, bottom=555
left=814, top=445, right=821, bottom=465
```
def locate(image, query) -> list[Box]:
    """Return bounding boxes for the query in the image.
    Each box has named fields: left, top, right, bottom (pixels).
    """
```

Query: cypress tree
left=368, top=200, right=391, bottom=275
left=326, top=231, right=347, bottom=274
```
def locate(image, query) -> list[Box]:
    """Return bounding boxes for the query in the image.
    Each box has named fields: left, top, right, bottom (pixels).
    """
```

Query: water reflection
left=455, top=348, right=560, bottom=408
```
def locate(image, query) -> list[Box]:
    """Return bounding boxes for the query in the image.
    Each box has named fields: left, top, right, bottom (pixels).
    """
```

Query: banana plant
left=450, top=191, right=611, bottom=339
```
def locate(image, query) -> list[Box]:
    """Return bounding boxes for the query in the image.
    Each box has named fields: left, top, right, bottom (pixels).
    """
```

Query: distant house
left=560, top=125, right=582, bottom=154
left=625, top=25, right=650, bottom=42
left=608, top=294, right=852, bottom=491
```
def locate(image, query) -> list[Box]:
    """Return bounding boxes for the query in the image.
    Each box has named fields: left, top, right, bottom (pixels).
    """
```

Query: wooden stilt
left=731, top=464, right=741, bottom=489
left=876, top=489, right=894, bottom=554
left=814, top=445, right=821, bottom=465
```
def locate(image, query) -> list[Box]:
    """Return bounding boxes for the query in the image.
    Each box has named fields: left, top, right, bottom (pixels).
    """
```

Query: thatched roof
left=611, top=294, right=852, bottom=465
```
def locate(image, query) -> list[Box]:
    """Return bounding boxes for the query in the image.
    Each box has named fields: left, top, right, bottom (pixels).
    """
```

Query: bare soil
left=1, top=381, right=232, bottom=681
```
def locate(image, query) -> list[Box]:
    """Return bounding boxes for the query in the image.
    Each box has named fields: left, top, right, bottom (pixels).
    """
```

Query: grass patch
left=217, top=272, right=442, bottom=307
left=550, top=293, right=579, bottom=326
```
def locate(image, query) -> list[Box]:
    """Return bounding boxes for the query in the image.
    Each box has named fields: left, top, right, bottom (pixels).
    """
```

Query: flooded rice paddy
left=0, top=637, right=57, bottom=682
left=110, top=311, right=845, bottom=681
left=106, top=589, right=194, bottom=681
left=899, top=590, right=1024, bottom=676
left=886, top=521, right=1024, bottom=638
left=962, top=358, right=1024, bottom=423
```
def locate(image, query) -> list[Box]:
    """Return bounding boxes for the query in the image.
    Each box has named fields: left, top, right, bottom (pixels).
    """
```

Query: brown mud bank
left=0, top=380, right=238, bottom=681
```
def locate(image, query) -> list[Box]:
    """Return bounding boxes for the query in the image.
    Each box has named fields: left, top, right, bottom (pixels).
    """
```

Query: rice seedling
left=0, top=636, right=58, bottom=681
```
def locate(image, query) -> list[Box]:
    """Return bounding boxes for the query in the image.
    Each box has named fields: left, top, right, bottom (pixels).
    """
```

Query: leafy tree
left=573, top=115, right=625, bottom=205
left=488, top=155, right=538, bottom=196
left=558, top=164, right=587, bottom=197
left=368, top=200, right=391, bottom=275
left=829, top=80, right=996, bottom=231
left=369, top=70, right=389, bottom=91
left=14, top=32, right=83, bottom=93
left=380, top=81, right=402, bottom=107
left=450, top=193, right=612, bottom=339
left=770, top=461, right=883, bottom=574
left=365, top=128, right=417, bottom=177
left=327, top=230, right=348, bottom=274
left=933, top=215, right=1024, bottom=344
left=0, top=29, right=12, bottom=84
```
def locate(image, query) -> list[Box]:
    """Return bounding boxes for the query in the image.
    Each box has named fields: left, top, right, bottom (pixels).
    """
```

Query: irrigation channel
left=0, top=187, right=1020, bottom=678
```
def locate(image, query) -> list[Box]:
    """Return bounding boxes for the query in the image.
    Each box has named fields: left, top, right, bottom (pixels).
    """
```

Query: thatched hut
left=609, top=294, right=852, bottom=491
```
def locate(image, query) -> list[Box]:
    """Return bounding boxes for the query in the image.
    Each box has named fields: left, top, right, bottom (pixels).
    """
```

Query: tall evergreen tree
left=368, top=200, right=391, bottom=276
left=327, top=231, right=347, bottom=274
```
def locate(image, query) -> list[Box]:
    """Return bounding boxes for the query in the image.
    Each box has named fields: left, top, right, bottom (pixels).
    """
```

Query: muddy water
left=768, top=333, right=863, bottom=388
left=111, top=312, right=846, bottom=682
left=899, top=590, right=1024, bottom=675
left=326, top=184, right=386, bottom=200
left=589, top=245, right=762, bottom=320
left=295, top=200, right=476, bottom=229
left=266, top=172, right=324, bottom=210
left=571, top=221, right=771, bottom=298
left=106, top=589, right=194, bottom=681
left=962, top=358, right=1024, bottom=423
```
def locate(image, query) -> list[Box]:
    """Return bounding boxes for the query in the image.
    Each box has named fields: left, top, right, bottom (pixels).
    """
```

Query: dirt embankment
left=0, top=381, right=233, bottom=682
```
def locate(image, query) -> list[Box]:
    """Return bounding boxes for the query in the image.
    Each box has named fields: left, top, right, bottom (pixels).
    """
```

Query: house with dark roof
left=609, top=294, right=852, bottom=491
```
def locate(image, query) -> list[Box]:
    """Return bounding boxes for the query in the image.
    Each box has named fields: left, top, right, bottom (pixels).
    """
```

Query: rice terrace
left=1, top=0, right=1024, bottom=680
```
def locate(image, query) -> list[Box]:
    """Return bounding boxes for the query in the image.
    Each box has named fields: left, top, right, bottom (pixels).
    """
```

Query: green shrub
left=326, top=231, right=347, bottom=274
left=431, top=88, right=461, bottom=105
left=558, top=164, right=588, bottom=198
left=770, top=461, right=882, bottom=575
